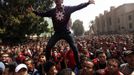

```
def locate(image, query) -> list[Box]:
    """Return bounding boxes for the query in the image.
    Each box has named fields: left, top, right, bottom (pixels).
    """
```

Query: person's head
left=24, top=58, right=34, bottom=71
left=106, top=58, right=120, bottom=73
left=39, top=47, right=44, bottom=53
left=96, top=51, right=107, bottom=63
left=1, top=53, right=10, bottom=64
left=82, top=47, right=88, bottom=53
left=44, top=61, right=58, bottom=75
left=80, top=55, right=88, bottom=64
left=66, top=46, right=71, bottom=51
left=15, top=64, right=28, bottom=75
left=54, top=0, right=63, bottom=8
left=82, top=61, right=94, bottom=75
left=123, top=50, right=134, bottom=66
left=8, top=62, right=17, bottom=74
left=39, top=54, right=46, bottom=63
left=58, top=68, right=75, bottom=75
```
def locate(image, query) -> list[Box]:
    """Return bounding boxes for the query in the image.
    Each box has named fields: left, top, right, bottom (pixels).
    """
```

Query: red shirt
left=96, top=69, right=124, bottom=75
left=66, top=50, right=76, bottom=69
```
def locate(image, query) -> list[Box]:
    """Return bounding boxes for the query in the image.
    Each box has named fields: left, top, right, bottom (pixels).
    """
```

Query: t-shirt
left=33, top=2, right=89, bottom=33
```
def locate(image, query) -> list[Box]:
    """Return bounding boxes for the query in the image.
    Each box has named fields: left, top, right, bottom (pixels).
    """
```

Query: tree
left=0, top=0, right=53, bottom=43
left=72, top=19, right=85, bottom=36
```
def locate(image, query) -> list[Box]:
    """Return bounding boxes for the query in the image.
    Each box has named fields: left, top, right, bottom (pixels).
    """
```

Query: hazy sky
left=63, top=0, right=134, bottom=31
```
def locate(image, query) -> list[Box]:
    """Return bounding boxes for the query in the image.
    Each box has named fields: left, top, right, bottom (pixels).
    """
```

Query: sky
left=63, top=0, right=134, bottom=31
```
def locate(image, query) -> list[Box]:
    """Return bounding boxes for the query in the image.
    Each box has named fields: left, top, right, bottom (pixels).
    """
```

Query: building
left=91, top=3, right=134, bottom=35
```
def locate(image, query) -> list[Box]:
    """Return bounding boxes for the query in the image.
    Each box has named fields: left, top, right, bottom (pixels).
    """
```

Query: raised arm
left=28, top=5, right=53, bottom=17
left=69, top=0, right=95, bottom=13
left=33, top=10, right=52, bottom=17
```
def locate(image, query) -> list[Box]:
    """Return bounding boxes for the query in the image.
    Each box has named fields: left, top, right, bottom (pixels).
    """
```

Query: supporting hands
left=88, top=0, right=95, bottom=4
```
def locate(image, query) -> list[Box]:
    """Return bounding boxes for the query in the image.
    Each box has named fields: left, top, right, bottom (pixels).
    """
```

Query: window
left=109, top=17, right=112, bottom=25
left=117, top=18, right=120, bottom=23
left=121, top=27, right=124, bottom=29
left=129, top=23, right=133, bottom=29
left=118, top=26, right=120, bottom=30
left=128, top=15, right=132, bottom=21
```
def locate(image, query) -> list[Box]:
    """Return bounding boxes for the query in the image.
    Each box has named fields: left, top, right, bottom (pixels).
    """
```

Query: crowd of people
left=0, top=34, right=134, bottom=75
left=0, top=0, right=134, bottom=74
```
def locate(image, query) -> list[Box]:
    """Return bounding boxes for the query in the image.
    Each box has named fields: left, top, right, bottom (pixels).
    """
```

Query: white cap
left=15, top=64, right=27, bottom=72
left=0, top=62, right=5, bottom=72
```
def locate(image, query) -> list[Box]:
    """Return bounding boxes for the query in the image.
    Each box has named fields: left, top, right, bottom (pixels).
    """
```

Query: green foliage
left=0, top=0, right=53, bottom=43
left=72, top=19, right=85, bottom=36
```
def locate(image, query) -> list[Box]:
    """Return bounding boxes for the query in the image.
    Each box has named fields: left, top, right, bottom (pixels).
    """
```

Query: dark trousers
left=45, top=32, right=80, bottom=68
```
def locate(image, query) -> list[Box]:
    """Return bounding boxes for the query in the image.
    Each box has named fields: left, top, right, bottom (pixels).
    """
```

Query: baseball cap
left=123, top=50, right=134, bottom=57
left=0, top=62, right=5, bottom=72
left=15, top=64, right=27, bottom=72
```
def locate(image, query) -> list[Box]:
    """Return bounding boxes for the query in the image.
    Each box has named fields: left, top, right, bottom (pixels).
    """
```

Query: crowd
left=0, top=34, right=134, bottom=75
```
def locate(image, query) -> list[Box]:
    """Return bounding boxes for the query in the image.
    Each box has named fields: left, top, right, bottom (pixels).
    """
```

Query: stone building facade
left=91, top=3, right=134, bottom=35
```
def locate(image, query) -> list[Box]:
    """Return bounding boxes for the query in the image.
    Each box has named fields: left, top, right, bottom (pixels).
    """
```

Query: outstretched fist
left=89, top=0, right=95, bottom=4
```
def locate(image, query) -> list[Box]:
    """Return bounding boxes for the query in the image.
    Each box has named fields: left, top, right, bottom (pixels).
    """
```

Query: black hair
left=107, top=58, right=120, bottom=67
left=44, top=61, right=55, bottom=73
left=95, top=50, right=105, bottom=57
left=0, top=70, right=2, bottom=75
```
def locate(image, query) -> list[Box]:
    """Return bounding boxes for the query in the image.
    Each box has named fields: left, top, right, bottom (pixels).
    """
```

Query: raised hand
left=27, top=5, right=35, bottom=12
left=89, top=0, right=95, bottom=4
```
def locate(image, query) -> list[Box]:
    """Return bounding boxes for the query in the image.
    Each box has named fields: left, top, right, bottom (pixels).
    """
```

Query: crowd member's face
left=7, top=49, right=12, bottom=54
left=0, top=50, right=4, bottom=54
left=126, top=54, right=134, bottom=66
left=2, top=54, right=10, bottom=63
left=48, top=66, right=58, bottom=75
left=39, top=55, right=46, bottom=63
left=98, top=53, right=107, bottom=63
left=66, top=46, right=70, bottom=51
left=83, top=61, right=94, bottom=75
left=60, top=46, right=64, bottom=52
left=107, top=60, right=119, bottom=73
left=25, top=61, right=34, bottom=71
left=39, top=47, right=44, bottom=53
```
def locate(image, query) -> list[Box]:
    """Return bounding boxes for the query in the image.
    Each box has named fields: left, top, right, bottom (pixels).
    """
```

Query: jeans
left=45, top=32, right=80, bottom=68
